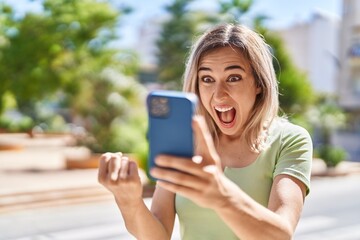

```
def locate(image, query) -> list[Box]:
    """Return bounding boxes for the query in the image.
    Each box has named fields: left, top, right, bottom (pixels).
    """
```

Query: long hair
left=183, top=23, right=279, bottom=153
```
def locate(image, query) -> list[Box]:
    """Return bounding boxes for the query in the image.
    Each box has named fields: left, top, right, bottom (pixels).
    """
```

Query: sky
left=114, top=0, right=342, bottom=48
left=3, top=0, right=342, bottom=48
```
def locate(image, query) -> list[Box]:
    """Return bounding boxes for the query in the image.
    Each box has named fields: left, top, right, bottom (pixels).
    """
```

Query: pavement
left=0, top=133, right=360, bottom=214
left=0, top=133, right=153, bottom=214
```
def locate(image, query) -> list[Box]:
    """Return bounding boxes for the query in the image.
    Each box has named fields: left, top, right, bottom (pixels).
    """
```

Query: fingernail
left=150, top=168, right=157, bottom=176
left=155, top=156, right=163, bottom=164
left=111, top=172, right=118, bottom=181
left=102, top=153, right=111, bottom=161
left=192, top=155, right=203, bottom=164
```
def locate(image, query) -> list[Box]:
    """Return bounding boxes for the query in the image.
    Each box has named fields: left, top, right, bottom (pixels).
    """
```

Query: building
left=336, top=0, right=360, bottom=161
left=338, top=0, right=360, bottom=119
left=278, top=1, right=360, bottom=161
left=277, top=10, right=340, bottom=94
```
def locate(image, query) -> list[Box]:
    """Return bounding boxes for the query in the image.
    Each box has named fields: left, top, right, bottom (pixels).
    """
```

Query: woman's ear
left=256, top=86, right=262, bottom=95
left=253, top=71, right=262, bottom=95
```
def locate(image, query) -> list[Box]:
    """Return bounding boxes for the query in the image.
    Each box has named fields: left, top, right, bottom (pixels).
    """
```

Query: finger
left=127, top=160, right=144, bottom=182
left=156, top=180, right=185, bottom=194
left=157, top=180, right=206, bottom=205
left=155, top=155, right=207, bottom=177
left=192, top=116, right=220, bottom=166
left=128, top=161, right=139, bottom=180
left=108, top=153, right=122, bottom=181
left=98, top=152, right=112, bottom=183
left=151, top=167, right=206, bottom=190
left=119, top=156, right=129, bottom=179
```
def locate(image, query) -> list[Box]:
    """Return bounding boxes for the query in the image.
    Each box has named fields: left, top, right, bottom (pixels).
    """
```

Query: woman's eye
left=201, top=76, right=213, bottom=83
left=228, top=75, right=242, bottom=82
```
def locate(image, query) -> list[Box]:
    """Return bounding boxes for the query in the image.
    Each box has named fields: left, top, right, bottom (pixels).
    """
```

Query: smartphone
left=147, top=90, right=198, bottom=180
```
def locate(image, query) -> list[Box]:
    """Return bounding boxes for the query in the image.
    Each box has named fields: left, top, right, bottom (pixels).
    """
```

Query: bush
left=317, top=145, right=347, bottom=168
left=0, top=114, right=34, bottom=132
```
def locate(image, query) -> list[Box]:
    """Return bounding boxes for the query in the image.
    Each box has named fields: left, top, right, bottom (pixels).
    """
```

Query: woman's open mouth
left=214, top=106, right=236, bottom=127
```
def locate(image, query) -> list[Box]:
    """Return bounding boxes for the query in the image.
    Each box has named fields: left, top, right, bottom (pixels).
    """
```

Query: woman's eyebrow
left=198, top=66, right=211, bottom=72
left=225, top=65, right=245, bottom=71
left=198, top=65, right=245, bottom=72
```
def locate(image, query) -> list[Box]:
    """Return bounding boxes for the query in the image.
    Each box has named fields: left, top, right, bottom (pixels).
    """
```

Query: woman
left=98, top=23, right=312, bottom=240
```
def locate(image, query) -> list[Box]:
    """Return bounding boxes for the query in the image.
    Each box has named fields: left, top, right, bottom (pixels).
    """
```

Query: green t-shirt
left=175, top=119, right=313, bottom=240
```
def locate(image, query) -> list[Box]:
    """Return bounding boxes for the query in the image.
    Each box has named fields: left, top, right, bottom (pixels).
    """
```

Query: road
left=1, top=174, right=360, bottom=240
left=294, top=174, right=360, bottom=240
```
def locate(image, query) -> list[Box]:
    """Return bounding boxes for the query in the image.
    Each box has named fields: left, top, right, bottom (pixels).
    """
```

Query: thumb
left=192, top=115, right=221, bottom=167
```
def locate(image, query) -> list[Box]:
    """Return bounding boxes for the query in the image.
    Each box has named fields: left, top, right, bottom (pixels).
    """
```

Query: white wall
left=277, top=11, right=340, bottom=94
left=338, top=0, right=360, bottom=108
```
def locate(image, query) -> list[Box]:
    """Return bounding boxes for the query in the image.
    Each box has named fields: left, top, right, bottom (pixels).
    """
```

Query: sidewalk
left=1, top=133, right=360, bottom=214
left=0, top=133, right=153, bottom=213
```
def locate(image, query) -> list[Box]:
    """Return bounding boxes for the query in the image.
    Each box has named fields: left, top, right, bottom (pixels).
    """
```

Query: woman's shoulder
left=268, top=117, right=311, bottom=143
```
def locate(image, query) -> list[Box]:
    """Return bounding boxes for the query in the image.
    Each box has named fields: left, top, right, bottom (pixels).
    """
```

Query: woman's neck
left=217, top=134, right=260, bottom=168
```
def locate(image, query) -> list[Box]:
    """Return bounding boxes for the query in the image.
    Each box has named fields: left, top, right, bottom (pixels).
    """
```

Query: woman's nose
left=213, top=82, right=228, bottom=101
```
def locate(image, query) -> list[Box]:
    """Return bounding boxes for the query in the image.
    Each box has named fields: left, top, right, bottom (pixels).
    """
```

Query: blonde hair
left=183, top=23, right=279, bottom=153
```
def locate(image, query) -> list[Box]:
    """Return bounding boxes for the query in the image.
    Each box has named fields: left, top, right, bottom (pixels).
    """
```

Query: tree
left=156, top=0, right=198, bottom=89
left=258, top=28, right=316, bottom=115
left=0, top=3, right=16, bottom=114
left=74, top=67, right=148, bottom=156
left=0, top=1, right=148, bottom=160
left=218, top=0, right=254, bottom=23
left=0, top=0, right=121, bottom=118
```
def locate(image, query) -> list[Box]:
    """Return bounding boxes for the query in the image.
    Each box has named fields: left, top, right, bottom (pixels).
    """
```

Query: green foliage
left=1, top=91, right=17, bottom=110
left=218, top=0, right=254, bottom=22
left=0, top=115, right=33, bottom=132
left=306, top=95, right=346, bottom=143
left=316, top=145, right=347, bottom=168
left=0, top=0, right=119, bottom=116
left=111, top=116, right=149, bottom=170
left=156, top=0, right=198, bottom=89
left=74, top=68, right=148, bottom=154
left=257, top=29, right=316, bottom=116
left=0, top=1, right=148, bottom=164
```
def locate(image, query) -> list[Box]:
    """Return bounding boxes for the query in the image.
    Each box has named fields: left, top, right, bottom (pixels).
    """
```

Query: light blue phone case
left=147, top=90, right=198, bottom=180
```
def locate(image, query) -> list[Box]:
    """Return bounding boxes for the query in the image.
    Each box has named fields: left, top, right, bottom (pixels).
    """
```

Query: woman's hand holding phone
left=150, top=116, right=231, bottom=210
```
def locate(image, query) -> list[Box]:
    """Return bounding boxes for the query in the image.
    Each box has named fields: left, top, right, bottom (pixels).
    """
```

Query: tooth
left=215, top=106, right=233, bottom=112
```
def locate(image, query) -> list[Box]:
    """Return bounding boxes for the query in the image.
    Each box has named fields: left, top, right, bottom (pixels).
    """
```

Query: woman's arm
left=154, top=161, right=306, bottom=240
left=115, top=186, right=176, bottom=240
left=213, top=174, right=306, bottom=240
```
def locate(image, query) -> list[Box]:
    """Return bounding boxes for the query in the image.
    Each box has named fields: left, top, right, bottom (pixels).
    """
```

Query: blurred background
left=0, top=0, right=360, bottom=239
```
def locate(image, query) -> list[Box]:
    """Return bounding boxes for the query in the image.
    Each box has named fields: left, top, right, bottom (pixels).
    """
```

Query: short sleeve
left=273, top=124, right=313, bottom=195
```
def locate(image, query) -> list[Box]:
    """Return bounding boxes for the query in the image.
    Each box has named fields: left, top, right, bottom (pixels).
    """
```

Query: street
left=295, top=174, right=360, bottom=239
left=1, top=174, right=360, bottom=240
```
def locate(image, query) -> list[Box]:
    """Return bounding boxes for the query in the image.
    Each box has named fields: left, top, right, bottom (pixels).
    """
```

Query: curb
left=0, top=186, right=111, bottom=214
left=0, top=184, right=155, bottom=214
left=311, top=159, right=360, bottom=177
left=0, top=167, right=155, bottom=214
